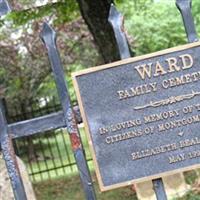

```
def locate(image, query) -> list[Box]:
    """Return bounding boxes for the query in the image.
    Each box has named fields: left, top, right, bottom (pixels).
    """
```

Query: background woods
left=1, top=0, right=200, bottom=109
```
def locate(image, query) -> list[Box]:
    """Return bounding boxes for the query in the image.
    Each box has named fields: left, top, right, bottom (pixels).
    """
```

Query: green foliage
left=0, top=68, right=6, bottom=85
left=3, top=0, right=200, bottom=105
left=116, top=0, right=196, bottom=55
left=34, top=174, right=137, bottom=200
left=115, top=0, right=154, bottom=11
left=184, top=170, right=199, bottom=185
left=177, top=192, right=200, bottom=200
left=37, top=64, right=85, bottom=104
left=5, top=0, right=79, bottom=27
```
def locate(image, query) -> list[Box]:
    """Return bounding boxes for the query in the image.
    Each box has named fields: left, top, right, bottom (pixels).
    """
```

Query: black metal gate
left=0, top=0, right=198, bottom=200
left=4, top=97, right=92, bottom=182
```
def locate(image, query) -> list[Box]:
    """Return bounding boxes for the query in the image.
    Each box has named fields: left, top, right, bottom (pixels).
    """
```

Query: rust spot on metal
left=66, top=108, right=82, bottom=150
left=70, top=132, right=81, bottom=151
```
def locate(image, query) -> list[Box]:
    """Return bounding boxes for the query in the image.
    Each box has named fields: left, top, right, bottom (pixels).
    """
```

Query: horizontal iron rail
left=8, top=111, right=65, bottom=138
left=8, top=106, right=82, bottom=138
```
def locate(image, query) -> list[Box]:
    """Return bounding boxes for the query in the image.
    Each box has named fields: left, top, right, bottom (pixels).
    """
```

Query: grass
left=33, top=174, right=137, bottom=200
left=176, top=170, right=200, bottom=200
left=177, top=193, right=200, bottom=200
left=33, top=169, right=200, bottom=200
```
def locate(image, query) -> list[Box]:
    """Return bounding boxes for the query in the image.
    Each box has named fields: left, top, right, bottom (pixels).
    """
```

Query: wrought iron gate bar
left=0, top=101, right=27, bottom=200
left=8, top=106, right=82, bottom=139
left=0, top=1, right=27, bottom=200
left=176, top=0, right=198, bottom=42
left=40, top=22, right=96, bottom=200
left=108, top=3, right=131, bottom=59
left=108, top=4, right=168, bottom=200
left=0, top=0, right=11, bottom=16
left=152, top=178, right=168, bottom=200
left=8, top=111, right=65, bottom=138
left=0, top=0, right=199, bottom=199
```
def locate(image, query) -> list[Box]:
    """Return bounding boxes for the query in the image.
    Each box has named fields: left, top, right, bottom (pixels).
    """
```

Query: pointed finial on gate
left=108, top=3, right=122, bottom=27
left=176, top=0, right=192, bottom=9
left=40, top=22, right=56, bottom=47
left=0, top=0, right=11, bottom=17
left=176, top=0, right=198, bottom=43
left=108, top=3, right=131, bottom=59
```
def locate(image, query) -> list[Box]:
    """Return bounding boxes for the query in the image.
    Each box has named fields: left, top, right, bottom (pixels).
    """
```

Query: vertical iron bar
left=176, top=0, right=198, bottom=43
left=40, top=23, right=96, bottom=200
left=0, top=2, right=27, bottom=199
left=108, top=3, right=131, bottom=59
left=152, top=178, right=168, bottom=200
left=173, top=0, right=199, bottom=198
left=2, top=99, right=19, bottom=156
left=0, top=0, right=11, bottom=16
left=108, top=4, right=168, bottom=200
left=0, top=101, right=27, bottom=200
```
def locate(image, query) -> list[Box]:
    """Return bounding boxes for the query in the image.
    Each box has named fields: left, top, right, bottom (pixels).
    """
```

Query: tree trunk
left=76, top=0, right=121, bottom=63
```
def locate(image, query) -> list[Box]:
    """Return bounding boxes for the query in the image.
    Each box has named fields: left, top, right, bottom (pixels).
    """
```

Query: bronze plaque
left=72, top=42, right=200, bottom=191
